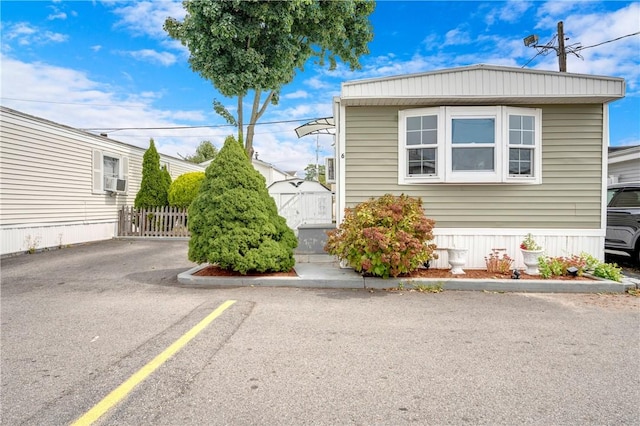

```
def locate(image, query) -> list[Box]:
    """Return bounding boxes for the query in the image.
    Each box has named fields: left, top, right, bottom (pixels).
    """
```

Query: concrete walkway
left=178, top=255, right=639, bottom=293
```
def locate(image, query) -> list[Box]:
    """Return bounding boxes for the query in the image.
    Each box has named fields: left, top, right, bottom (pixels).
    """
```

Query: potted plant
left=520, top=233, right=543, bottom=275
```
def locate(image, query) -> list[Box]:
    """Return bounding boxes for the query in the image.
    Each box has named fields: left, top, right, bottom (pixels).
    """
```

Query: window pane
left=523, top=116, right=534, bottom=131
left=509, top=148, right=532, bottom=176
left=422, top=129, right=437, bottom=145
left=422, top=115, right=437, bottom=129
left=406, top=115, right=437, bottom=146
left=452, top=147, right=494, bottom=171
left=610, top=190, right=640, bottom=207
left=103, top=156, right=119, bottom=178
left=509, top=115, right=521, bottom=130
left=407, top=116, right=421, bottom=131
left=452, top=118, right=494, bottom=144
left=509, top=130, right=521, bottom=145
left=408, top=148, right=436, bottom=176
left=522, top=131, right=534, bottom=145
left=407, top=130, right=421, bottom=145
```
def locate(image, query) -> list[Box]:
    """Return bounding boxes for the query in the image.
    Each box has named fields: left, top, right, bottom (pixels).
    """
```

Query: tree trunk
left=245, top=90, right=275, bottom=159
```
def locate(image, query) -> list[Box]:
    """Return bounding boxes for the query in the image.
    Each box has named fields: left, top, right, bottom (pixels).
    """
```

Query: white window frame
left=92, top=149, right=129, bottom=194
left=398, top=106, right=541, bottom=184
left=504, top=106, right=542, bottom=183
left=398, top=107, right=445, bottom=184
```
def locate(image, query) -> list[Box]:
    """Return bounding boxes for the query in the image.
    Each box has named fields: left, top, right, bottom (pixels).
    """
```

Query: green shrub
left=135, top=139, right=170, bottom=208
left=325, top=194, right=437, bottom=278
left=188, top=135, right=297, bottom=274
left=168, top=172, right=205, bottom=208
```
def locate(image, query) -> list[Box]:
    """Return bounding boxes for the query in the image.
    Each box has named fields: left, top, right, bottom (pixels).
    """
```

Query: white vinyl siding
left=0, top=107, right=204, bottom=254
left=344, top=104, right=603, bottom=229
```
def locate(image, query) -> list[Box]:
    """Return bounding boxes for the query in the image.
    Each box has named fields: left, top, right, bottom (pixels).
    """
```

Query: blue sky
left=1, top=1, right=639, bottom=174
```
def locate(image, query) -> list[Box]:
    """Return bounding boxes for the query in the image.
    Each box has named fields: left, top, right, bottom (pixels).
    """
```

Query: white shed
left=268, top=179, right=333, bottom=231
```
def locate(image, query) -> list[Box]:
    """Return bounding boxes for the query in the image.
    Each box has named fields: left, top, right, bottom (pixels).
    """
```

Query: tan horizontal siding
left=344, top=104, right=603, bottom=229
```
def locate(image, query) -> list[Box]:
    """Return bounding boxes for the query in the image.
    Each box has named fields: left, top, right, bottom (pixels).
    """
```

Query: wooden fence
left=118, top=206, right=190, bottom=237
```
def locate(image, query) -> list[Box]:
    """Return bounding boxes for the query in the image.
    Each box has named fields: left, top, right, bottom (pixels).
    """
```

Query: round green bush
left=188, top=135, right=297, bottom=274
left=325, top=194, right=437, bottom=278
left=168, top=172, right=205, bottom=208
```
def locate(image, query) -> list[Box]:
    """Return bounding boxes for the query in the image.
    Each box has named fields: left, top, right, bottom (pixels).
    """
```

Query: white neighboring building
left=201, top=157, right=296, bottom=187
left=608, top=145, right=640, bottom=184
left=0, top=107, right=204, bottom=256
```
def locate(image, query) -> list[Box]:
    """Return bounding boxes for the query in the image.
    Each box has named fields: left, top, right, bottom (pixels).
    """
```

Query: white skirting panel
left=430, top=228, right=605, bottom=269
left=1, top=221, right=117, bottom=256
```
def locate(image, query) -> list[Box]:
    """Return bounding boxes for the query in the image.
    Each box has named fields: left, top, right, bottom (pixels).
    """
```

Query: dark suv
left=606, top=182, right=640, bottom=264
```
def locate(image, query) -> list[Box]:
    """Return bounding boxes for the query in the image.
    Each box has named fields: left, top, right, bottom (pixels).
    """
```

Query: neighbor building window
left=103, top=155, right=120, bottom=189
left=92, top=149, right=129, bottom=194
left=398, top=106, right=541, bottom=184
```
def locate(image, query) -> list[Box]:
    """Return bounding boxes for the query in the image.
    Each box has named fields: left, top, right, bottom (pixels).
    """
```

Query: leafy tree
left=168, top=171, right=205, bottom=208
left=304, top=164, right=326, bottom=185
left=188, top=135, right=297, bottom=274
left=183, top=140, right=218, bottom=164
left=165, top=0, right=375, bottom=157
left=135, top=139, right=170, bottom=208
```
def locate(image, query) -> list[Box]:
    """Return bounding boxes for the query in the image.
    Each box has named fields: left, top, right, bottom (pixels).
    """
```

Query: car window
left=609, top=189, right=640, bottom=207
left=607, top=189, right=618, bottom=206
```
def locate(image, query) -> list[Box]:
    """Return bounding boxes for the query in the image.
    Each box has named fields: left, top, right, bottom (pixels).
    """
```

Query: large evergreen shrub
left=188, top=136, right=297, bottom=274
left=325, top=194, right=437, bottom=278
left=135, top=139, right=170, bottom=208
left=168, top=172, right=205, bottom=208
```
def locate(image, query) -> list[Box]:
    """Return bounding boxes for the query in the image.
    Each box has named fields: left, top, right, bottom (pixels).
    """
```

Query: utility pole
left=523, top=21, right=580, bottom=73
left=557, top=21, right=567, bottom=72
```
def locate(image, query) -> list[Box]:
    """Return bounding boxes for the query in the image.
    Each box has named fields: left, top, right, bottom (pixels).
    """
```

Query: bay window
left=398, top=106, right=541, bottom=184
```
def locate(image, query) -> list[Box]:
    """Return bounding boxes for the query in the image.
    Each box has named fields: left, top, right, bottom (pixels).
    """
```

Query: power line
left=576, top=31, right=640, bottom=51
left=81, top=117, right=323, bottom=132
left=0, top=97, right=149, bottom=108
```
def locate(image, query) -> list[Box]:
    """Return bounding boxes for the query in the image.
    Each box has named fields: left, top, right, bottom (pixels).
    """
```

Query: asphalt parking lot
left=2, top=239, right=639, bottom=425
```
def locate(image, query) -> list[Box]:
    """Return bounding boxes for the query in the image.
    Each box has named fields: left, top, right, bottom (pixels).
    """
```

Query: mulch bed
left=194, top=265, right=593, bottom=281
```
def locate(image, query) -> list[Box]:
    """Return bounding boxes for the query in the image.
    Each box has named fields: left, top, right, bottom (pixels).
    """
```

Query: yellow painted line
left=71, top=300, right=237, bottom=426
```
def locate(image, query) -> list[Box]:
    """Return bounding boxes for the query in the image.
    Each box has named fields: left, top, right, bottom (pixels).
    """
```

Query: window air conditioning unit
left=116, top=178, right=127, bottom=192
left=325, top=157, right=336, bottom=184
left=105, top=177, right=127, bottom=193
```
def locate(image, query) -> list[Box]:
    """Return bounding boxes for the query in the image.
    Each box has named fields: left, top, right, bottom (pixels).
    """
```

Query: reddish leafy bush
left=325, top=194, right=437, bottom=278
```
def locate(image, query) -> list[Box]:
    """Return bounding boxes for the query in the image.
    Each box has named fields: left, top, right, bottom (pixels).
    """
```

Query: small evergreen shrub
left=168, top=172, right=205, bottom=208
left=135, top=139, right=170, bottom=208
left=188, top=135, right=297, bottom=274
left=325, top=194, right=437, bottom=278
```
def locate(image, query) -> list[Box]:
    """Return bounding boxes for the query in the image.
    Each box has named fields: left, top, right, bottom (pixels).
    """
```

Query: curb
left=177, top=264, right=634, bottom=293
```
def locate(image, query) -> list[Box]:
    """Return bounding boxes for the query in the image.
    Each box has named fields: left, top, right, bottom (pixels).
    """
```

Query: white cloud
left=47, top=12, right=67, bottom=21
left=0, top=54, right=319, bottom=172
left=282, top=90, right=309, bottom=100
left=109, top=0, right=186, bottom=39
left=120, top=49, right=177, bottom=66
left=2, top=22, right=68, bottom=46
left=443, top=28, right=472, bottom=46
left=91, top=45, right=102, bottom=52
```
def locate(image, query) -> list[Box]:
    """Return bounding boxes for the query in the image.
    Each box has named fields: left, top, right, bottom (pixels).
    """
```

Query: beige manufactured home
left=0, top=107, right=205, bottom=256
left=332, top=65, right=625, bottom=269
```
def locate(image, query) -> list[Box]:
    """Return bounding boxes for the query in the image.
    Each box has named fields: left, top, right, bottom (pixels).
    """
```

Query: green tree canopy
left=183, top=140, right=218, bottom=164
left=165, top=0, right=375, bottom=157
left=304, top=163, right=326, bottom=185
left=135, top=139, right=170, bottom=208
left=188, top=135, right=297, bottom=273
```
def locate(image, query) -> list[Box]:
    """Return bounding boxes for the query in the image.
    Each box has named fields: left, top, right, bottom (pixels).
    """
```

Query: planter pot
left=446, top=248, right=468, bottom=274
left=521, top=249, right=544, bottom=275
